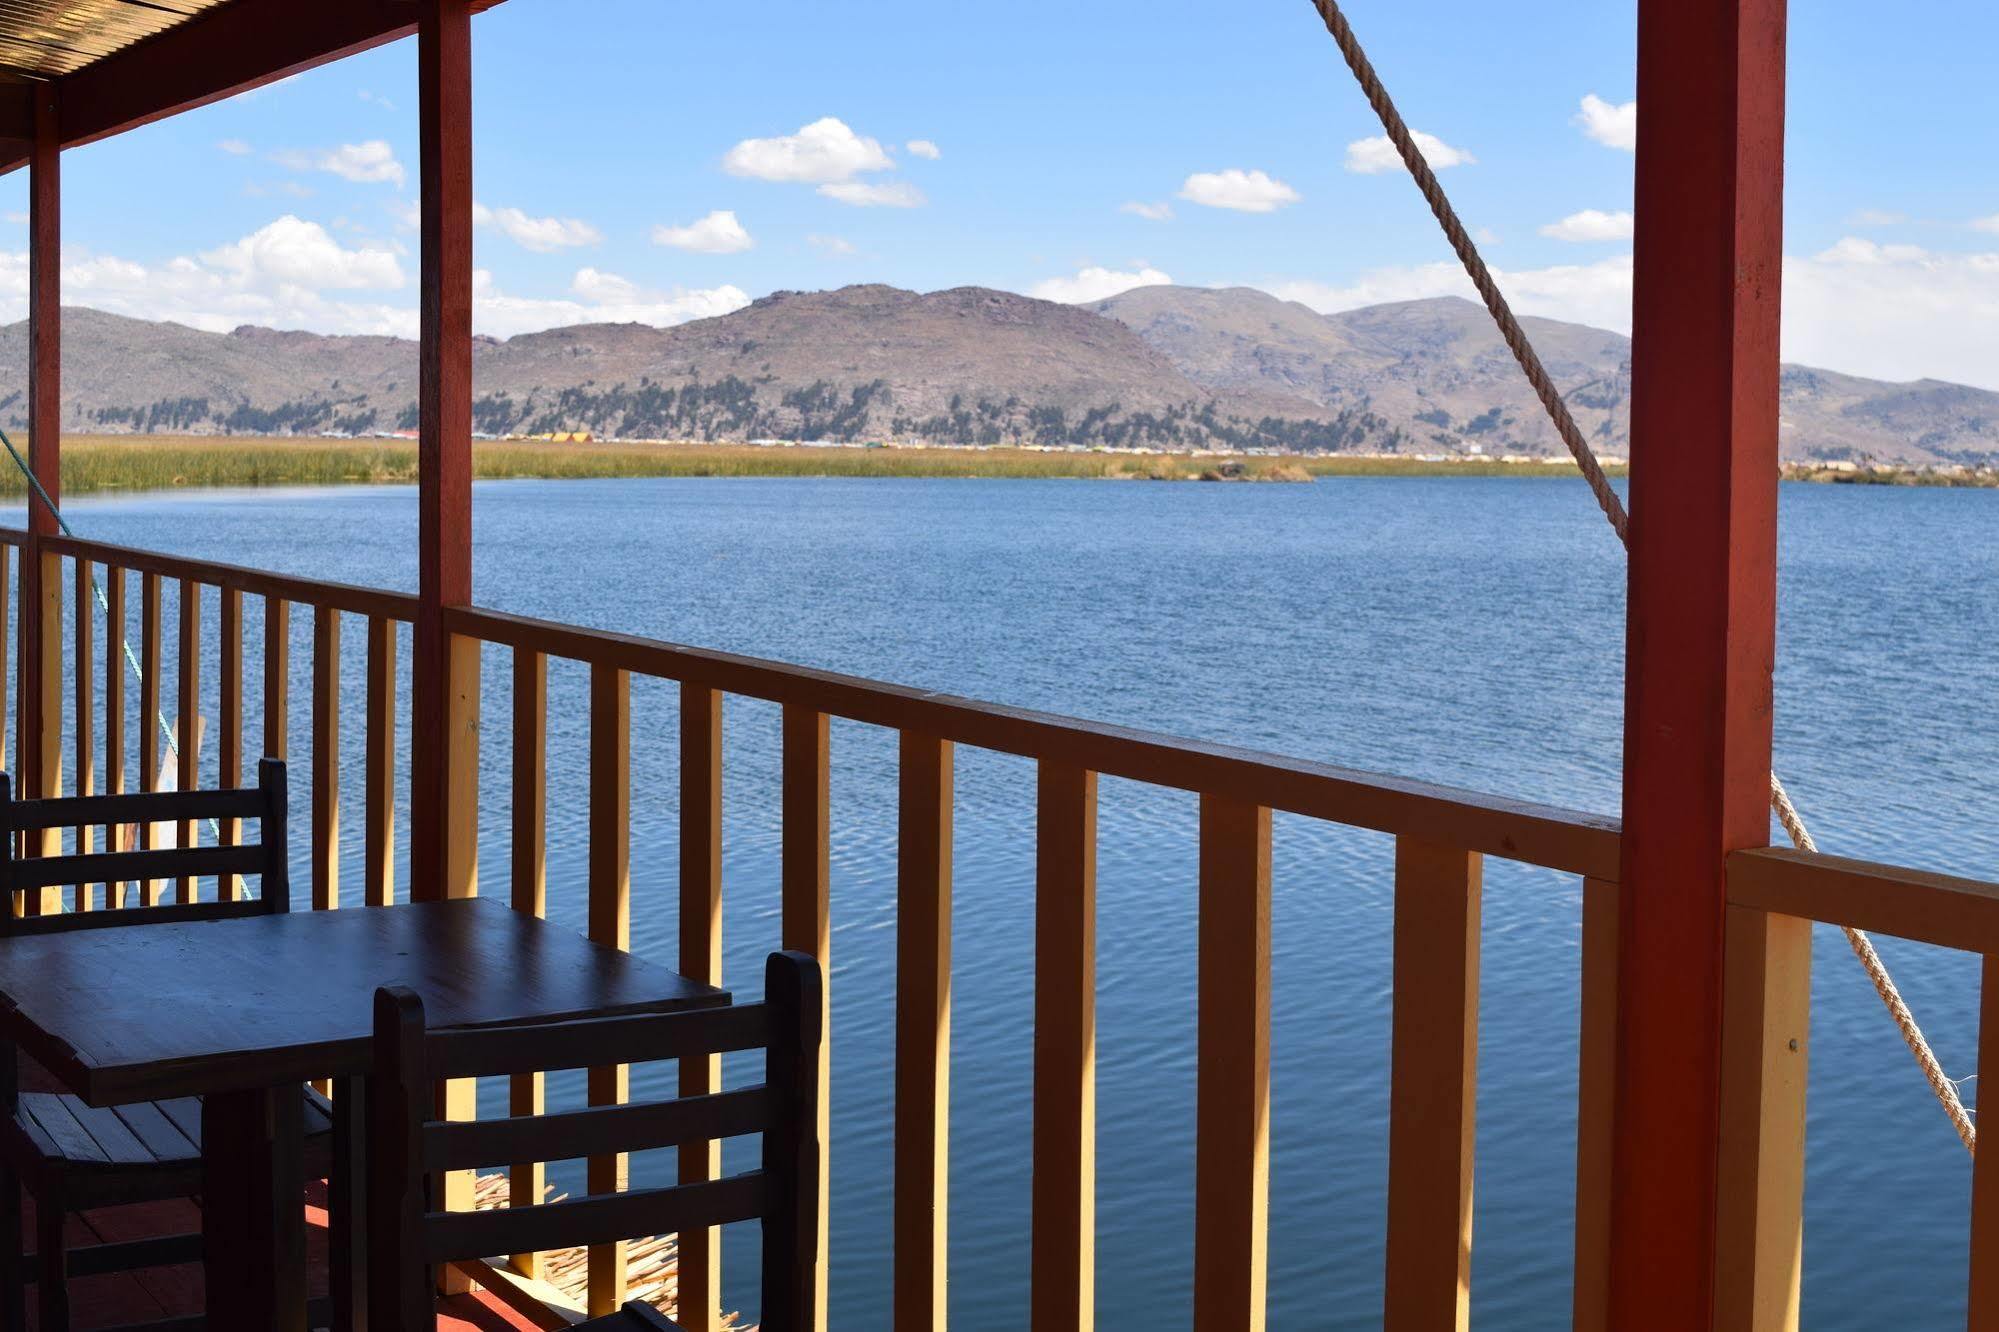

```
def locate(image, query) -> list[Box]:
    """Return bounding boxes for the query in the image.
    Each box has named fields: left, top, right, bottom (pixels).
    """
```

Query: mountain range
left=0, top=284, right=1992, bottom=464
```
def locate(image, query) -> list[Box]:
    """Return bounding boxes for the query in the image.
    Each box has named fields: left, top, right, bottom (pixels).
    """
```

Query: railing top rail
left=44, top=533, right=419, bottom=621
left=1729, top=845, right=1999, bottom=954
left=452, top=603, right=1622, bottom=878
left=0, top=525, right=25, bottom=548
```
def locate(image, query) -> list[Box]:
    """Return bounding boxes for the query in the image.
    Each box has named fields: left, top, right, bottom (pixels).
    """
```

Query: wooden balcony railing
left=2, top=524, right=1990, bottom=1330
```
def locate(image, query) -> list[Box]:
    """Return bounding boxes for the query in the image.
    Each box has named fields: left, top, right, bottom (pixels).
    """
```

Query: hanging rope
left=1, top=428, right=220, bottom=843
left=1308, top=0, right=1976, bottom=1153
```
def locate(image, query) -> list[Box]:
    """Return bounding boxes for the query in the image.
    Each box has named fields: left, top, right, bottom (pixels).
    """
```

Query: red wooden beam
left=19, top=83, right=60, bottom=819
left=0, top=0, right=508, bottom=172
left=409, top=0, right=475, bottom=900
left=1612, top=0, right=1788, bottom=1324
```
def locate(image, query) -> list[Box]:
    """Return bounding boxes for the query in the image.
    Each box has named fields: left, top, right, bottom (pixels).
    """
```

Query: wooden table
left=0, top=897, right=727, bottom=1331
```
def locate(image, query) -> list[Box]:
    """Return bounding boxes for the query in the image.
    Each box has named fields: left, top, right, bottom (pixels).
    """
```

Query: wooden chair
left=0, top=757, right=335, bottom=1331
left=368, top=950, right=822, bottom=1332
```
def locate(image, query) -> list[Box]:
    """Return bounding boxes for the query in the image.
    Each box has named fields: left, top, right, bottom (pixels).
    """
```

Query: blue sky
left=3, top=0, right=1996, bottom=386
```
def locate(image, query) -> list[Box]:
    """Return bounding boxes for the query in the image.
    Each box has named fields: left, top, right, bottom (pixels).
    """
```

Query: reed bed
left=0, top=434, right=1643, bottom=496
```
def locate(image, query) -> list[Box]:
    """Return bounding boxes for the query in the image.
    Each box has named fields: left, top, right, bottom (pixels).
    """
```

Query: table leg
left=331, top=1075, right=369, bottom=1332
left=203, top=1086, right=307, bottom=1332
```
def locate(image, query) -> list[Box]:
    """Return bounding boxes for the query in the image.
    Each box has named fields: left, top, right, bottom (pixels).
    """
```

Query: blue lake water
left=14, top=475, right=1996, bottom=1328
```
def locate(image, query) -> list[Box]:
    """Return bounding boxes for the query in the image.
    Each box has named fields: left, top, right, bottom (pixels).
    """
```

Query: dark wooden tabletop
left=0, top=898, right=728, bottom=1104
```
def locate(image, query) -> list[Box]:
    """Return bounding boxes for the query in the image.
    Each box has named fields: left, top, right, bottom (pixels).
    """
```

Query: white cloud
left=906, top=139, right=942, bottom=160
left=385, top=198, right=420, bottom=232
left=218, top=138, right=252, bottom=156
left=651, top=209, right=754, bottom=254
left=1029, top=264, right=1173, bottom=304
left=1121, top=201, right=1174, bottom=221
left=1575, top=94, right=1637, bottom=151
left=1972, top=215, right=1999, bottom=234
left=724, top=117, right=893, bottom=184
left=357, top=89, right=395, bottom=111
left=1539, top=209, right=1635, bottom=242
left=471, top=268, right=750, bottom=337
left=1849, top=209, right=1910, bottom=228
left=273, top=139, right=406, bottom=188
left=473, top=202, right=603, bottom=252
left=818, top=180, right=925, bottom=208
left=200, top=215, right=403, bottom=290
left=808, top=233, right=857, bottom=256
left=1262, top=238, right=1999, bottom=390
left=1177, top=169, right=1300, bottom=214
left=1345, top=131, right=1475, bottom=175
left=2, top=212, right=23, bottom=225
left=0, top=217, right=748, bottom=340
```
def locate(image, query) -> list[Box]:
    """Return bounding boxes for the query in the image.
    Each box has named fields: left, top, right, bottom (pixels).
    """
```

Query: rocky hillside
left=1094, top=286, right=1999, bottom=465
left=0, top=284, right=1992, bottom=463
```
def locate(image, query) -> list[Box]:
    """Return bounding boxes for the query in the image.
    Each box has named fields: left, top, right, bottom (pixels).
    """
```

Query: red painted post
left=409, top=0, right=476, bottom=903
left=21, top=83, right=60, bottom=830
left=1611, top=0, right=1788, bottom=1325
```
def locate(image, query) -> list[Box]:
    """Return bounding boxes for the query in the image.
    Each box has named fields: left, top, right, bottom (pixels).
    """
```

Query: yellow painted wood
left=1713, top=905, right=1811, bottom=1331
left=1383, top=837, right=1481, bottom=1332
left=1193, top=793, right=1270, bottom=1332
left=1573, top=876, right=1619, bottom=1332
left=895, top=731, right=952, bottom=1332
left=103, top=567, right=124, bottom=906
left=312, top=605, right=339, bottom=911
left=176, top=579, right=200, bottom=903
left=509, top=647, right=548, bottom=1281
left=263, top=596, right=289, bottom=760
left=587, top=663, right=631, bottom=1316
left=364, top=615, right=397, bottom=907
left=138, top=571, right=162, bottom=906
left=218, top=586, right=242, bottom=899
left=678, top=682, right=724, bottom=1332
left=1032, top=760, right=1096, bottom=1332
left=72, top=559, right=94, bottom=910
left=445, top=633, right=480, bottom=899
left=781, top=704, right=831, bottom=1327
left=1970, top=955, right=1999, bottom=1331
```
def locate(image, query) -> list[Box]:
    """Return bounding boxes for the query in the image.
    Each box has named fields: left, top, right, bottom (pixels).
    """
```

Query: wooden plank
left=103, top=565, right=125, bottom=905
left=74, top=559, right=96, bottom=910
left=410, top=0, right=476, bottom=903
left=312, top=605, right=340, bottom=911
left=1383, top=838, right=1481, bottom=1332
left=1713, top=905, right=1811, bottom=1330
left=264, top=596, right=290, bottom=760
left=1032, top=760, right=1096, bottom=1332
left=1613, top=0, right=1788, bottom=1317
left=176, top=579, right=201, bottom=903
left=1193, top=793, right=1271, bottom=1332
left=25, top=549, right=61, bottom=891
left=1971, top=955, right=1999, bottom=1331
left=678, top=682, right=724, bottom=1332
left=587, top=663, right=631, bottom=1316
left=21, top=89, right=58, bottom=903
left=895, top=730, right=952, bottom=1332
left=1728, top=846, right=1999, bottom=956
left=510, top=647, right=548, bottom=1280
left=1573, top=876, right=1618, bottom=1332
left=365, top=615, right=397, bottom=907
left=447, top=605, right=1620, bottom=880
left=219, top=585, right=243, bottom=899
left=44, top=534, right=418, bottom=624
left=781, top=704, right=831, bottom=1326
left=139, top=571, right=163, bottom=906
left=0, top=543, right=10, bottom=775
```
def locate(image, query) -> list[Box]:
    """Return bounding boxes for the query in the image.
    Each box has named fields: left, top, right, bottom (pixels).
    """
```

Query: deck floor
left=16, top=1183, right=539, bottom=1330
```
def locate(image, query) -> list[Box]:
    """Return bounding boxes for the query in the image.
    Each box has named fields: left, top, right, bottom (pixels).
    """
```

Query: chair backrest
left=368, top=949, right=822, bottom=1332
left=0, top=757, right=289, bottom=933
